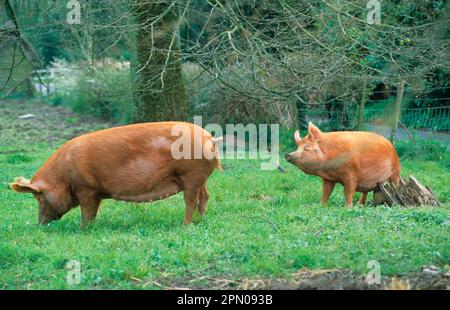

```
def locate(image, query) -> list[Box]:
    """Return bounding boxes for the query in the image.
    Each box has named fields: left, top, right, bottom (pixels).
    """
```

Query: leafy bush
left=67, top=68, right=133, bottom=123
left=68, top=68, right=132, bottom=122
left=38, top=59, right=133, bottom=123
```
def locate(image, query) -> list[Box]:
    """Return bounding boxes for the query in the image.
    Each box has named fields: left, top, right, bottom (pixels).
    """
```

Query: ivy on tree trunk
left=132, top=0, right=187, bottom=123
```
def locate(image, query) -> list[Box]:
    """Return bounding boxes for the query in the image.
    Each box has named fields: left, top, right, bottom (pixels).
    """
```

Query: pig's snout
left=39, top=214, right=61, bottom=225
left=38, top=214, right=52, bottom=225
left=38, top=207, right=62, bottom=225
left=285, top=153, right=293, bottom=162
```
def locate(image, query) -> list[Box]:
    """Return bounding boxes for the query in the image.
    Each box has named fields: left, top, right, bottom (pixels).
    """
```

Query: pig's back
left=62, top=122, right=197, bottom=165
left=324, top=131, right=394, bottom=153
left=323, top=131, right=399, bottom=164
left=39, top=122, right=217, bottom=194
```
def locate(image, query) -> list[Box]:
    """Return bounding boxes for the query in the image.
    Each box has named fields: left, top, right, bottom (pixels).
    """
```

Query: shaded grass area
left=0, top=100, right=449, bottom=289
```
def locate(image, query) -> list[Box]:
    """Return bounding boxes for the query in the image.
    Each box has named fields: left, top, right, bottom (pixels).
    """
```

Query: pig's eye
left=304, top=146, right=311, bottom=151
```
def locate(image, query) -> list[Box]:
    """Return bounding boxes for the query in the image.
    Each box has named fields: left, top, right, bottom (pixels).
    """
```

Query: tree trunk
left=131, top=0, right=187, bottom=123
left=390, top=79, right=405, bottom=144
left=357, top=78, right=368, bottom=130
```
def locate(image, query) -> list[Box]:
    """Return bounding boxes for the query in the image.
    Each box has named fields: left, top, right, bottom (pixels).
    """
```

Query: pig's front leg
left=320, top=179, right=335, bottom=206
left=342, top=179, right=357, bottom=207
left=79, top=191, right=101, bottom=228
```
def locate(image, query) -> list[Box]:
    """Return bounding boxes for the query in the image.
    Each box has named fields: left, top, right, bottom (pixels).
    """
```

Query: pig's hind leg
left=389, top=171, right=400, bottom=186
left=197, top=184, right=209, bottom=217
left=183, top=188, right=200, bottom=225
left=358, top=192, right=368, bottom=205
left=78, top=191, right=101, bottom=228
left=180, top=170, right=212, bottom=225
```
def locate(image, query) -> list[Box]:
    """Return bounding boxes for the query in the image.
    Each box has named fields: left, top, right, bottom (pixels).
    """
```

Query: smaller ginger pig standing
left=285, top=122, right=400, bottom=206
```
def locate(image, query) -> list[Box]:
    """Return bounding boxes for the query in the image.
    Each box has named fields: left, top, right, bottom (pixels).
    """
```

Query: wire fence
left=365, top=106, right=450, bottom=131
left=299, top=105, right=450, bottom=132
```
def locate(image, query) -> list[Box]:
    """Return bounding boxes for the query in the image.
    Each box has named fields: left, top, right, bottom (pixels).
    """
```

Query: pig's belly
left=356, top=159, right=393, bottom=192
left=111, top=179, right=181, bottom=203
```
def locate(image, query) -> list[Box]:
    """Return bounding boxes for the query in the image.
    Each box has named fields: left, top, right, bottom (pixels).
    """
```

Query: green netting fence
left=298, top=105, right=450, bottom=132
left=365, top=106, right=450, bottom=131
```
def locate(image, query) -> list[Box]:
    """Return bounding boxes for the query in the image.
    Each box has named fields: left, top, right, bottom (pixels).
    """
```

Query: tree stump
left=374, top=176, right=440, bottom=207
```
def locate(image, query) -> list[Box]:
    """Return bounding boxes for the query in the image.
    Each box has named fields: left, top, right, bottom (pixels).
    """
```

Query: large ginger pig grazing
left=285, top=122, right=400, bottom=206
left=10, top=122, right=222, bottom=227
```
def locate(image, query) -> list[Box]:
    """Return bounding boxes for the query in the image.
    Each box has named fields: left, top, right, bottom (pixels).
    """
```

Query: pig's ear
left=308, top=122, right=322, bottom=141
left=294, top=130, right=302, bottom=145
left=10, top=177, right=40, bottom=194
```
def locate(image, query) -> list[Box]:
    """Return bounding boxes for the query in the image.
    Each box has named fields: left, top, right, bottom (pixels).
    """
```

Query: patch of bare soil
left=0, top=99, right=112, bottom=147
left=149, top=268, right=449, bottom=290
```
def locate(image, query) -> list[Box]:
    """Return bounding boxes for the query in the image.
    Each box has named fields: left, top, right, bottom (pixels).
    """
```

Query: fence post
left=390, top=79, right=405, bottom=144
left=357, top=78, right=368, bottom=130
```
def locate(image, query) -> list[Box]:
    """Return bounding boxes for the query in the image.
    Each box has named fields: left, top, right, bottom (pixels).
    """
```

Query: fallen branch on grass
left=243, top=215, right=279, bottom=232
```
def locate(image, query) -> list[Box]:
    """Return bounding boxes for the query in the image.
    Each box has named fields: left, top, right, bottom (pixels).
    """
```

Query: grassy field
left=0, top=100, right=449, bottom=289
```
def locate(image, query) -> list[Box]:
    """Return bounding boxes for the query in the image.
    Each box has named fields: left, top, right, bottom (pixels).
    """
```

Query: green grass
left=0, top=101, right=449, bottom=289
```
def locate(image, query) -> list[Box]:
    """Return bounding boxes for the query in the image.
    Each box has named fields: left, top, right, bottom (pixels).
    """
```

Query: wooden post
left=357, top=78, right=368, bottom=130
left=390, top=79, right=405, bottom=144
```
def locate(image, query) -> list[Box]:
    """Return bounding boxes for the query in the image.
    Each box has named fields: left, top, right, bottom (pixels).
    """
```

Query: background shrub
left=37, top=59, right=133, bottom=124
left=65, top=68, right=132, bottom=123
